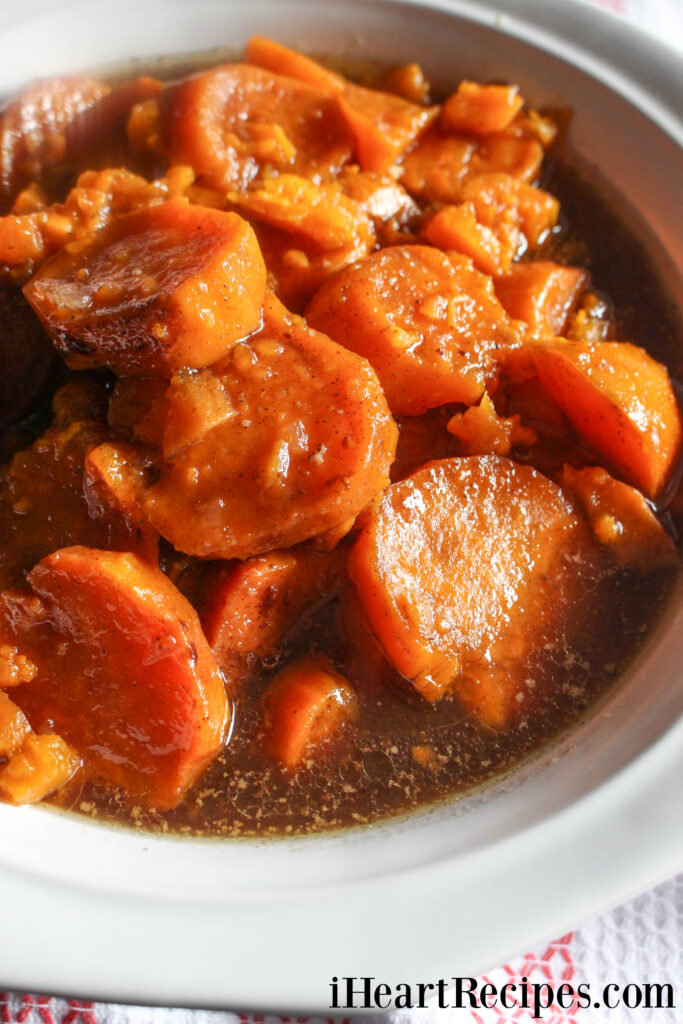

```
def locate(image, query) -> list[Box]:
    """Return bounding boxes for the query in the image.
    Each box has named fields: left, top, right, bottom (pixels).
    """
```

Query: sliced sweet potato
left=244, top=37, right=436, bottom=173
left=441, top=81, right=524, bottom=135
left=447, top=392, right=537, bottom=456
left=201, top=547, right=345, bottom=684
left=379, top=63, right=430, bottom=105
left=3, top=546, right=230, bottom=809
left=126, top=292, right=397, bottom=558
left=24, top=197, right=266, bottom=376
left=349, top=455, right=597, bottom=726
left=262, top=655, right=356, bottom=767
left=0, top=691, right=31, bottom=758
left=305, top=244, right=521, bottom=414
left=0, top=77, right=110, bottom=210
left=0, top=644, right=37, bottom=689
left=162, top=63, right=352, bottom=191
left=559, top=465, right=677, bottom=569
left=495, top=262, right=588, bottom=336
left=522, top=340, right=683, bottom=499
left=0, top=733, right=81, bottom=805
left=400, top=126, right=544, bottom=205
left=337, top=168, right=419, bottom=233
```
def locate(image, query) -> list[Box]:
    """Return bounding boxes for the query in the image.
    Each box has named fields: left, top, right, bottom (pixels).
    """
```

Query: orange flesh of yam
left=4, top=546, right=229, bottom=809
left=24, top=198, right=266, bottom=376
left=441, top=82, right=524, bottom=135
left=495, top=262, right=588, bottom=336
left=163, top=63, right=353, bottom=191
left=135, top=293, right=397, bottom=559
left=526, top=340, right=683, bottom=499
left=447, top=392, right=537, bottom=456
left=0, top=691, right=32, bottom=759
left=201, top=547, right=345, bottom=685
left=244, top=37, right=437, bottom=174
left=349, top=455, right=597, bottom=726
left=305, top=244, right=521, bottom=414
left=262, top=655, right=356, bottom=767
left=0, top=733, right=81, bottom=805
left=559, top=465, right=677, bottom=569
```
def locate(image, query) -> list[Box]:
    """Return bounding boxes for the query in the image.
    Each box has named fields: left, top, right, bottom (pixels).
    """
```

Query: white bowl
left=0, top=0, right=681, bottom=1012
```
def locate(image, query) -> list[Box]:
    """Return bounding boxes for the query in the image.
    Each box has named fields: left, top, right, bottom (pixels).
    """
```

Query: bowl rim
left=0, top=0, right=682, bottom=1012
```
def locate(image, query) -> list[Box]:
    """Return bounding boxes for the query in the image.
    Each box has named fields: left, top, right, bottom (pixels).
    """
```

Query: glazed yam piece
left=349, top=455, right=597, bottom=727
left=163, top=63, right=353, bottom=191
left=244, top=36, right=437, bottom=173
left=124, top=293, right=396, bottom=558
left=447, top=392, right=537, bottom=456
left=3, top=546, right=230, bottom=809
left=494, top=262, right=588, bottom=335
left=0, top=733, right=82, bottom=805
left=441, top=81, right=524, bottom=135
left=24, top=197, right=266, bottom=376
left=262, top=655, right=356, bottom=767
left=517, top=340, right=683, bottom=499
left=559, top=465, right=677, bottom=570
left=306, top=245, right=521, bottom=414
left=202, top=547, right=345, bottom=685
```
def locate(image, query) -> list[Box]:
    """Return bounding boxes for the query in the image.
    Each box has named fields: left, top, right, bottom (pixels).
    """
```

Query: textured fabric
left=2, top=0, right=682, bottom=1020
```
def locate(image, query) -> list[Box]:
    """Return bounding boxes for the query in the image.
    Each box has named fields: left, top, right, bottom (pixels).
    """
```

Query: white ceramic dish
left=0, top=0, right=682, bottom=1012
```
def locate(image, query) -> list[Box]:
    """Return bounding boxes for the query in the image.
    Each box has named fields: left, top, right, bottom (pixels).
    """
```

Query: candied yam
left=495, top=262, right=588, bottom=336
left=524, top=340, right=683, bottom=499
left=349, top=455, right=596, bottom=724
left=163, top=63, right=352, bottom=191
left=133, top=293, right=396, bottom=558
left=421, top=203, right=503, bottom=276
left=0, top=77, right=110, bottom=209
left=305, top=245, right=521, bottom=414
left=262, top=655, right=356, bottom=767
left=0, top=733, right=81, bottom=805
left=228, top=174, right=375, bottom=252
left=441, top=82, right=524, bottom=135
left=201, top=547, right=345, bottom=684
left=244, top=37, right=436, bottom=173
left=447, top=392, right=537, bottom=456
left=566, top=291, right=613, bottom=343
left=337, top=168, right=419, bottom=231
left=83, top=441, right=159, bottom=562
left=559, top=465, right=677, bottom=570
left=0, top=691, right=31, bottom=758
left=400, top=126, right=544, bottom=205
left=0, top=286, right=60, bottom=427
left=24, top=198, right=266, bottom=376
left=6, top=546, right=230, bottom=809
left=461, top=172, right=559, bottom=249
left=380, top=63, right=430, bottom=105
left=0, top=644, right=37, bottom=689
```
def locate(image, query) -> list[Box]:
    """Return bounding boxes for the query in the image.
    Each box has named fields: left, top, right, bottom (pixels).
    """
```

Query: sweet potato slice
left=0, top=691, right=31, bottom=758
left=162, top=63, right=352, bottom=191
left=559, top=465, right=677, bottom=569
left=305, top=245, right=521, bottom=414
left=349, top=455, right=597, bottom=726
left=0, top=77, right=110, bottom=210
left=24, top=197, right=266, bottom=376
left=4, top=546, right=230, bottom=809
left=201, top=547, right=345, bottom=684
left=262, top=655, right=356, bottom=767
left=441, top=81, right=524, bottom=135
left=523, top=340, right=683, bottom=499
left=495, top=262, right=588, bottom=336
left=0, top=733, right=81, bottom=805
left=131, top=292, right=396, bottom=558
left=244, top=37, right=436, bottom=173
left=447, top=392, right=537, bottom=456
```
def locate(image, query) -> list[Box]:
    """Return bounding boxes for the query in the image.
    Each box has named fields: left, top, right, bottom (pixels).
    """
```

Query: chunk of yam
left=163, top=63, right=352, bottom=191
left=447, top=392, right=537, bottom=456
left=24, top=198, right=266, bottom=376
left=262, top=655, right=356, bottom=767
left=201, top=547, right=345, bottom=684
left=559, top=465, right=677, bottom=569
left=523, top=340, right=683, bottom=499
left=0, top=733, right=81, bottom=805
left=0, top=691, right=32, bottom=758
left=136, top=293, right=397, bottom=558
left=349, top=455, right=596, bottom=725
left=7, top=546, right=229, bottom=809
left=495, top=262, right=588, bottom=336
left=306, top=245, right=521, bottom=414
left=441, top=81, right=524, bottom=135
